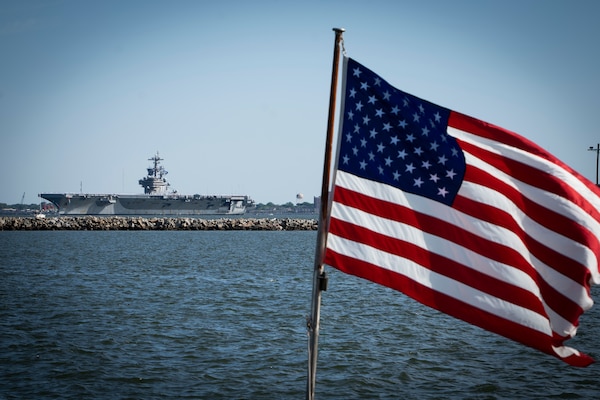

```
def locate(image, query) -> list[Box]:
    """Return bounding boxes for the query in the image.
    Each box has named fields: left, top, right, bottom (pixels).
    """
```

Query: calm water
left=1, top=230, right=599, bottom=399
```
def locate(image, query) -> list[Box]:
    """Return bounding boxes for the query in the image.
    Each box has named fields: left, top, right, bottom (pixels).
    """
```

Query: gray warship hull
left=39, top=193, right=252, bottom=216
left=40, top=152, right=254, bottom=216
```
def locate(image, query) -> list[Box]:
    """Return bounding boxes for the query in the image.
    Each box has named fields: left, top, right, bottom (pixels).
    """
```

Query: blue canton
left=338, top=58, right=466, bottom=206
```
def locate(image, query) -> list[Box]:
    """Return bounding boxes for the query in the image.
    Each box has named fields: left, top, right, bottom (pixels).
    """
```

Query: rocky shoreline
left=0, top=216, right=318, bottom=231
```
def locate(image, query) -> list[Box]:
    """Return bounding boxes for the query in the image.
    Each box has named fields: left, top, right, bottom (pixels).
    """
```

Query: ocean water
left=1, top=230, right=599, bottom=399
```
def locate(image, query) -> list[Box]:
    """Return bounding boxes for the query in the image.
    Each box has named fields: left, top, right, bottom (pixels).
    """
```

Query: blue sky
left=1, top=0, right=599, bottom=205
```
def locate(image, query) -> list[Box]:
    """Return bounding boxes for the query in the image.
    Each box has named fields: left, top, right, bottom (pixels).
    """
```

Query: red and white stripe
left=325, top=110, right=600, bottom=367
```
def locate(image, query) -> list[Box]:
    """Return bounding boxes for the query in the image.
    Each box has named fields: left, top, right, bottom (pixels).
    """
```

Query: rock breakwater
left=0, top=217, right=318, bottom=231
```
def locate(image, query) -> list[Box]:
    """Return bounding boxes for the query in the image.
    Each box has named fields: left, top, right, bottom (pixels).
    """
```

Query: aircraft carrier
left=39, top=153, right=254, bottom=216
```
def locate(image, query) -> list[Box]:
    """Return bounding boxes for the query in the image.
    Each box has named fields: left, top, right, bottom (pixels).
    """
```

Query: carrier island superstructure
left=39, top=153, right=254, bottom=216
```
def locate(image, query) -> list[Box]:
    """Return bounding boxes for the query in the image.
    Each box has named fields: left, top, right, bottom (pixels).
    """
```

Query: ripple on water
left=1, top=231, right=599, bottom=399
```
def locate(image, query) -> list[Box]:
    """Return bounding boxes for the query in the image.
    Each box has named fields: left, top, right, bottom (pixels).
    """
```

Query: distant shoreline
left=0, top=216, right=318, bottom=231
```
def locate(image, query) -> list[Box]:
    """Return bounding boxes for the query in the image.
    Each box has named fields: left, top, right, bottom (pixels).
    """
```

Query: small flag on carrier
left=324, top=57, right=600, bottom=367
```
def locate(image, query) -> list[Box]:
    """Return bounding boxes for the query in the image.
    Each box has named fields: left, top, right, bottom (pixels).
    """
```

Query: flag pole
left=307, top=27, right=345, bottom=400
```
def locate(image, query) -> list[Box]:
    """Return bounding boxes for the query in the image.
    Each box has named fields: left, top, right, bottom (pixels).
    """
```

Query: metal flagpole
left=307, top=27, right=345, bottom=400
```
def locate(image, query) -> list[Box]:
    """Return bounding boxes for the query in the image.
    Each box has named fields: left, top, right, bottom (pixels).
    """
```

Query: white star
left=368, top=95, right=377, bottom=104
left=345, top=132, right=353, bottom=142
left=360, top=138, right=367, bottom=147
left=352, top=146, right=359, bottom=155
left=393, top=171, right=401, bottom=180
left=438, top=187, right=449, bottom=197
left=353, top=67, right=362, bottom=77
left=353, top=124, right=360, bottom=133
left=438, top=155, right=448, bottom=164
left=391, top=105, right=400, bottom=115
left=405, top=163, right=416, bottom=173
left=359, top=160, right=367, bottom=169
left=414, top=147, right=423, bottom=156
left=412, top=112, right=420, bottom=122
left=421, top=160, right=431, bottom=169
left=355, top=101, right=364, bottom=111
left=378, top=166, right=384, bottom=175
left=384, top=156, right=393, bottom=166
left=375, top=109, right=384, bottom=118
left=413, top=177, right=424, bottom=187
left=390, top=135, right=399, bottom=145
left=429, top=173, right=440, bottom=182
left=429, top=141, right=439, bottom=151
left=451, top=148, right=460, bottom=157
left=406, top=133, right=415, bottom=142
left=434, top=112, right=441, bottom=122
left=369, top=129, right=378, bottom=138
left=383, top=91, right=391, bottom=100
left=349, top=88, right=357, bottom=98
left=377, top=143, right=385, bottom=153
left=368, top=152, right=375, bottom=161
left=398, top=120, right=408, bottom=129
left=363, top=115, right=371, bottom=125
left=383, top=122, right=393, bottom=132
left=421, top=126, right=430, bottom=136
left=360, top=81, right=369, bottom=90
left=342, top=155, right=350, bottom=164
left=374, top=77, right=382, bottom=86
left=397, top=149, right=407, bottom=159
left=418, top=104, right=425, bottom=114
left=347, top=110, right=354, bottom=120
left=446, top=169, right=457, bottom=179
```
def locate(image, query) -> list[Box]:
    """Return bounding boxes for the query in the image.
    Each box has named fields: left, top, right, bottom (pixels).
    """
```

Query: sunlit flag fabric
left=324, top=57, right=600, bottom=367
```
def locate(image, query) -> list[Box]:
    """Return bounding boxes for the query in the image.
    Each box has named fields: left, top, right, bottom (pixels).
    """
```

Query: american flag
left=324, top=57, right=600, bottom=366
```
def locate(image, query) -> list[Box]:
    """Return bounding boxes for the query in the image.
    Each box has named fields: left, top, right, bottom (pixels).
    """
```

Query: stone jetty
left=0, top=216, right=318, bottom=231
